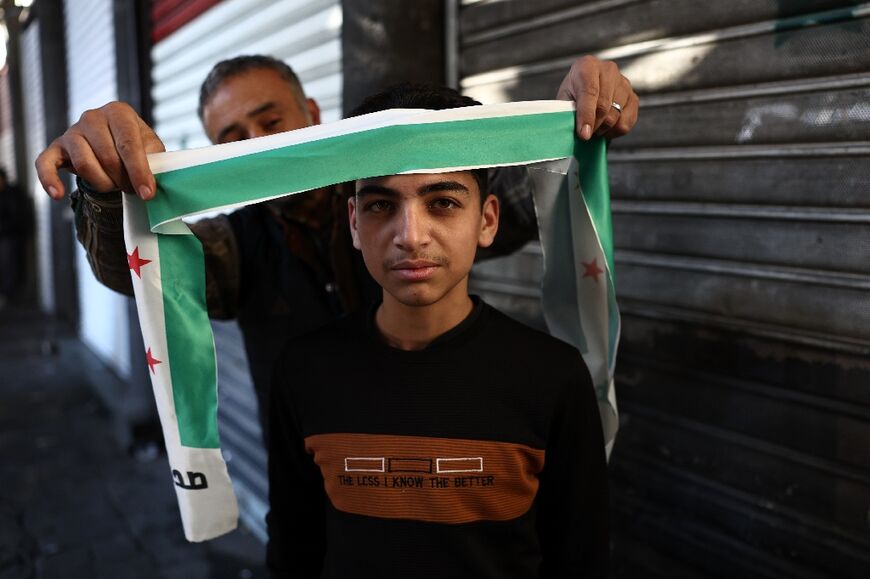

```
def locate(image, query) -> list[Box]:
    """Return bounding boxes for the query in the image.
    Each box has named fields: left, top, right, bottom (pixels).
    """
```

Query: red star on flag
left=581, top=258, right=604, bottom=283
left=145, top=347, right=162, bottom=374
left=127, top=246, right=152, bottom=278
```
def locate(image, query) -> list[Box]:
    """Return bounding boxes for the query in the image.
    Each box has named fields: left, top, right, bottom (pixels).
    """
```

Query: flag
left=123, top=101, right=620, bottom=541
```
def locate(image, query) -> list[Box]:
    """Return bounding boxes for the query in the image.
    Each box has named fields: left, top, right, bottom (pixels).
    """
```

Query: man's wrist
left=71, top=175, right=123, bottom=229
left=76, top=176, right=122, bottom=202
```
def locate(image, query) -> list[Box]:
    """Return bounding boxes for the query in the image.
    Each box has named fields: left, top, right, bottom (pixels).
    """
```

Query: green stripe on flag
left=574, top=138, right=620, bottom=370
left=158, top=233, right=220, bottom=448
left=149, top=111, right=575, bottom=228
left=573, top=138, right=613, bottom=277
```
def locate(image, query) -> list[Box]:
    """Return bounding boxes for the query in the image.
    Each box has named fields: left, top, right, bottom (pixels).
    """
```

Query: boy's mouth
left=390, top=259, right=442, bottom=282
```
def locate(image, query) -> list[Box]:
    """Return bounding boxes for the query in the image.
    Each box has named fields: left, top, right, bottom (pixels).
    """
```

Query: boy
left=267, top=84, right=608, bottom=578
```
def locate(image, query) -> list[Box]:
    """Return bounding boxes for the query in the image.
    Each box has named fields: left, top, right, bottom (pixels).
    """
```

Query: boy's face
left=349, top=171, right=499, bottom=308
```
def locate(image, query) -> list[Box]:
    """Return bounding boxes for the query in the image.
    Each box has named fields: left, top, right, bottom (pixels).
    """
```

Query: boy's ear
left=348, top=196, right=362, bottom=250
left=477, top=193, right=499, bottom=248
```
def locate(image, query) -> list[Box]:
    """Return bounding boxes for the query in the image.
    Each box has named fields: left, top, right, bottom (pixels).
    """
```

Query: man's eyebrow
left=247, top=101, right=277, bottom=118
left=216, top=102, right=278, bottom=142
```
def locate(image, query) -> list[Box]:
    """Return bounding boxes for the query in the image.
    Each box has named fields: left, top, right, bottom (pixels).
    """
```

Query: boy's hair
left=347, top=82, right=489, bottom=198
left=198, top=55, right=307, bottom=121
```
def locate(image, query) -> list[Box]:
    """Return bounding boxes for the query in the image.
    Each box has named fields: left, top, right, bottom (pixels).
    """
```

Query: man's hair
left=197, top=55, right=308, bottom=120
left=347, top=82, right=488, bottom=197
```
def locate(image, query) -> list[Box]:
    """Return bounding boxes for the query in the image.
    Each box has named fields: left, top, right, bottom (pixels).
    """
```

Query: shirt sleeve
left=266, top=356, right=327, bottom=579
left=536, top=356, right=610, bottom=578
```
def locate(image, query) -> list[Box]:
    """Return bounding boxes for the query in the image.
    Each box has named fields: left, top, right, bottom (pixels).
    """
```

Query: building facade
left=6, top=0, right=869, bottom=575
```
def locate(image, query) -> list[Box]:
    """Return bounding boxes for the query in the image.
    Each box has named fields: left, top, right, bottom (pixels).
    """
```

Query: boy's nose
left=393, top=204, right=430, bottom=250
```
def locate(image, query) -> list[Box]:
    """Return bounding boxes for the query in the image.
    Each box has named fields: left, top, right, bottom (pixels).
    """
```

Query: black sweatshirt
left=267, top=299, right=609, bottom=578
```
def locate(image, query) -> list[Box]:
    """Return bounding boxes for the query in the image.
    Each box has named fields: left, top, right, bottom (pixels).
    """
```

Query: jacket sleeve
left=71, top=180, right=242, bottom=319
left=188, top=215, right=241, bottom=319
left=536, top=357, right=610, bottom=578
left=71, top=185, right=134, bottom=296
left=266, top=358, right=327, bottom=579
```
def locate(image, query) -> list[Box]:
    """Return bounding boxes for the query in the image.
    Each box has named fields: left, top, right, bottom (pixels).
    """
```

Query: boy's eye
left=365, top=199, right=393, bottom=213
left=264, top=118, right=282, bottom=130
left=431, top=198, right=459, bottom=210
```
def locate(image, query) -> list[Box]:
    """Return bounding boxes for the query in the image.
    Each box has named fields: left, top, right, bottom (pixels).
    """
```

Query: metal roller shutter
left=64, top=0, right=131, bottom=379
left=152, top=0, right=343, bottom=151
left=455, top=1, right=870, bottom=576
left=20, top=22, right=52, bottom=313
left=0, top=69, right=15, bottom=183
left=213, top=318, right=268, bottom=541
left=150, top=0, right=344, bottom=541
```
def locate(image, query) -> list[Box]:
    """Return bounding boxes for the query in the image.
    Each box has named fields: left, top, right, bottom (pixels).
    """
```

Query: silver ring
left=611, top=101, right=623, bottom=113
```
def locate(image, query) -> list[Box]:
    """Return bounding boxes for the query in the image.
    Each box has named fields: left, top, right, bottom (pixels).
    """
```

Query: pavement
left=0, top=307, right=267, bottom=579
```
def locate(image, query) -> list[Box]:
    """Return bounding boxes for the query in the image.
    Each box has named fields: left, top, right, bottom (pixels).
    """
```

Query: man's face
left=201, top=67, right=321, bottom=144
left=349, top=172, right=499, bottom=308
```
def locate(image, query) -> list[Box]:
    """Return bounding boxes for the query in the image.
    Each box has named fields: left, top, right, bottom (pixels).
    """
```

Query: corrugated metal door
left=0, top=68, right=15, bottom=182
left=150, top=0, right=344, bottom=541
left=20, top=21, right=52, bottom=313
left=64, top=0, right=132, bottom=379
left=152, top=0, right=343, bottom=151
left=455, top=1, right=870, bottom=577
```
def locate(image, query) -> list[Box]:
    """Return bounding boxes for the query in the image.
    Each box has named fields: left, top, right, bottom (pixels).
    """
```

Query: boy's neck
left=375, top=283, right=474, bottom=351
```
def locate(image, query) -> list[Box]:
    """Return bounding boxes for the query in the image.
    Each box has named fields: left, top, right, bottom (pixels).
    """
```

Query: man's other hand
left=557, top=56, right=639, bottom=141
left=36, top=101, right=166, bottom=201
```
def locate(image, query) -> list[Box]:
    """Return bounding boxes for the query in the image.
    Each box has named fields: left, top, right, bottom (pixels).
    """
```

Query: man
left=34, top=54, right=638, bottom=434
left=267, top=83, right=607, bottom=578
left=0, top=168, right=30, bottom=308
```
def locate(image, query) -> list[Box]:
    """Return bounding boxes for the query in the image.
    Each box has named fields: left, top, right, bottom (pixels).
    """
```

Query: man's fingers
left=35, top=142, right=69, bottom=200
left=104, top=103, right=155, bottom=200
left=556, top=56, right=641, bottom=140
left=596, top=75, right=632, bottom=136
left=577, top=59, right=602, bottom=140
left=65, top=134, right=117, bottom=192
left=35, top=100, right=166, bottom=201
left=557, top=56, right=612, bottom=141
left=78, top=111, right=126, bottom=190
left=138, top=117, right=166, bottom=155
left=137, top=118, right=166, bottom=201
left=70, top=107, right=136, bottom=193
left=604, top=90, right=639, bottom=139
left=593, top=93, right=619, bottom=136
left=592, top=61, right=621, bottom=135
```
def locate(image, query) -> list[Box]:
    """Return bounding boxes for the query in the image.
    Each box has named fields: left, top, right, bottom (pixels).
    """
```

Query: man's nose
left=394, top=204, right=430, bottom=250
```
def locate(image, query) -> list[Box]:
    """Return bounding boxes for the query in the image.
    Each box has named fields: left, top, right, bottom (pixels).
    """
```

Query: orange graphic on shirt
left=304, top=433, right=546, bottom=524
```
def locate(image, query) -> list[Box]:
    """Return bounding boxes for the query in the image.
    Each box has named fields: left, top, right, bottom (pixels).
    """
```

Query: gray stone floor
left=0, top=308, right=267, bottom=579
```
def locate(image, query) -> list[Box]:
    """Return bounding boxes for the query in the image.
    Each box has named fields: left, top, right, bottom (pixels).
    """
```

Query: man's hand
left=557, top=56, right=639, bottom=141
left=36, top=101, right=165, bottom=201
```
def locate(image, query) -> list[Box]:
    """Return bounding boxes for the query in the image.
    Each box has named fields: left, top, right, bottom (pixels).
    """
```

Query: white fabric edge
left=147, top=100, right=575, bottom=175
